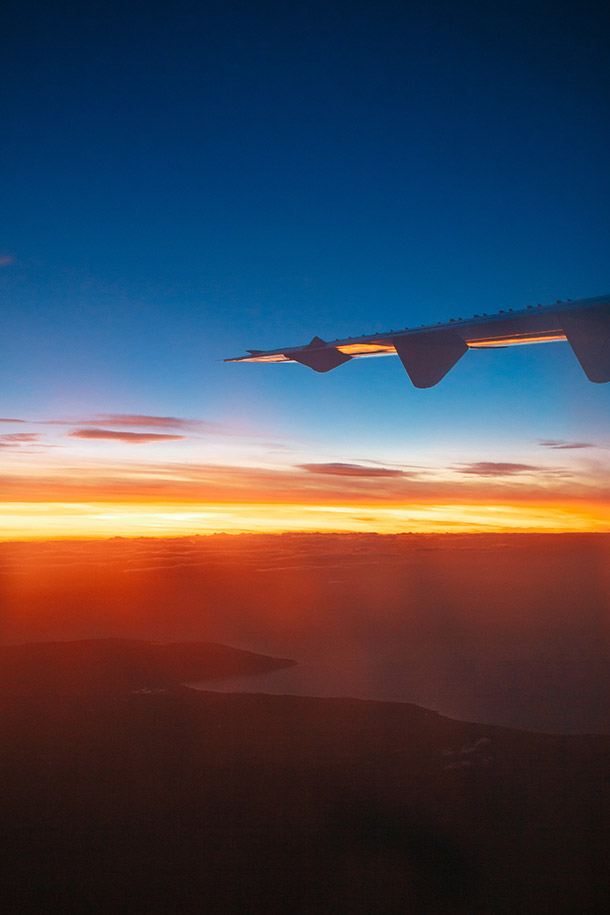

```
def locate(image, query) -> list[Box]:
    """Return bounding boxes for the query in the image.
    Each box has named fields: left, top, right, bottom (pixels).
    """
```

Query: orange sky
left=2, top=450, right=609, bottom=538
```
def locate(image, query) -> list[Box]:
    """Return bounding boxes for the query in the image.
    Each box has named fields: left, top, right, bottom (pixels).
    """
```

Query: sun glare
left=0, top=499, right=607, bottom=540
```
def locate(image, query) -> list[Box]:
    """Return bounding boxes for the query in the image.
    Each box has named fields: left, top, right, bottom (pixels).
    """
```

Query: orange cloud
left=67, top=429, right=187, bottom=443
left=456, top=462, right=544, bottom=476
left=63, top=414, right=225, bottom=432
left=539, top=440, right=595, bottom=450
left=43, top=413, right=238, bottom=435
left=299, top=463, right=409, bottom=477
left=0, top=433, right=42, bottom=446
left=0, top=433, right=45, bottom=452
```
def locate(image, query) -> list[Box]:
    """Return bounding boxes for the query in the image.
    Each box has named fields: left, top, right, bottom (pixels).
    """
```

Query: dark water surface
left=181, top=534, right=610, bottom=734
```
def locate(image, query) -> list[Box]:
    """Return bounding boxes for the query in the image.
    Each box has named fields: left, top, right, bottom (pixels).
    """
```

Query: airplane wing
left=225, top=294, right=610, bottom=388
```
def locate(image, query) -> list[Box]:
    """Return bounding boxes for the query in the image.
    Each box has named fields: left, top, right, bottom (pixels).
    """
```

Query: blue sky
left=1, top=0, right=609, bottom=535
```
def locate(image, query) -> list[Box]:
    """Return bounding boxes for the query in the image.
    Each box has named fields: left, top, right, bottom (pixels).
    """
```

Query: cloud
left=0, top=433, right=43, bottom=449
left=456, top=462, right=542, bottom=477
left=262, top=442, right=296, bottom=453
left=0, top=254, right=14, bottom=267
left=1, top=433, right=42, bottom=443
left=67, top=429, right=187, bottom=443
left=41, top=413, right=271, bottom=440
left=539, top=440, right=594, bottom=450
left=300, top=463, right=408, bottom=478
left=51, top=414, right=224, bottom=433
left=0, top=418, right=26, bottom=423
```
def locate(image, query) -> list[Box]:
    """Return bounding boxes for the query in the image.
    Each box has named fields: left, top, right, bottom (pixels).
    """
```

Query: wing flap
left=391, top=331, right=468, bottom=388
left=561, top=306, right=610, bottom=384
left=287, top=336, right=353, bottom=373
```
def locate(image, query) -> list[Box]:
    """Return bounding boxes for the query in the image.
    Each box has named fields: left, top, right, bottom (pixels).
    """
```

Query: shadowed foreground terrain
left=1, top=639, right=609, bottom=914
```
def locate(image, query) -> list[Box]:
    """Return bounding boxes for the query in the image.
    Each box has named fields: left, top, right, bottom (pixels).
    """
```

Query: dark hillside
left=0, top=639, right=608, bottom=913
left=0, top=638, right=295, bottom=693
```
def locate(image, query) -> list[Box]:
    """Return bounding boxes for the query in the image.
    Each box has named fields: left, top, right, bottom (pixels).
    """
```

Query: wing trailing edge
left=226, top=295, right=610, bottom=387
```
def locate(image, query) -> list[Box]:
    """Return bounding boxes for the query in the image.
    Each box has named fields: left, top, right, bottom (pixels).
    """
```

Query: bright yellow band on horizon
left=1, top=500, right=608, bottom=540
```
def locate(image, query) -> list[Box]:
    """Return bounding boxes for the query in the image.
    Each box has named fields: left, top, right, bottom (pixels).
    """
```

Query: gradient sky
left=2, top=0, right=609, bottom=537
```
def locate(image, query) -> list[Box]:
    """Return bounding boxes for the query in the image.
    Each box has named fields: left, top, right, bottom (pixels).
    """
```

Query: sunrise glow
left=1, top=497, right=608, bottom=540
left=2, top=0, right=609, bottom=546
left=3, top=8, right=610, bottom=915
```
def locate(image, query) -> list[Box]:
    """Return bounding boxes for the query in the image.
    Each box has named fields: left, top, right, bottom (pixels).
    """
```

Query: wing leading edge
left=226, top=294, right=610, bottom=387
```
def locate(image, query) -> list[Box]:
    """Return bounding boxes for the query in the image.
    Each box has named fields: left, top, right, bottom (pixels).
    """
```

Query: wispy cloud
left=262, top=442, right=296, bottom=453
left=300, top=462, right=408, bottom=478
left=0, top=418, right=26, bottom=423
left=67, top=429, right=187, bottom=443
left=1, top=433, right=42, bottom=443
left=539, top=440, right=594, bottom=450
left=39, top=413, right=274, bottom=440
left=456, top=462, right=542, bottom=477
left=0, top=254, right=14, bottom=267
left=50, top=414, right=225, bottom=433
left=0, top=433, right=43, bottom=449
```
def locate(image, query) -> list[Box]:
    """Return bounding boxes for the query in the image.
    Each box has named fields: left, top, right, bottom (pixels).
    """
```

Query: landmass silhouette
left=1, top=637, right=608, bottom=913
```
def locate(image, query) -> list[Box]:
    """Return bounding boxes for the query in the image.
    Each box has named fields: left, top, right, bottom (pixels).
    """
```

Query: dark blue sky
left=2, top=0, right=609, bottom=535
